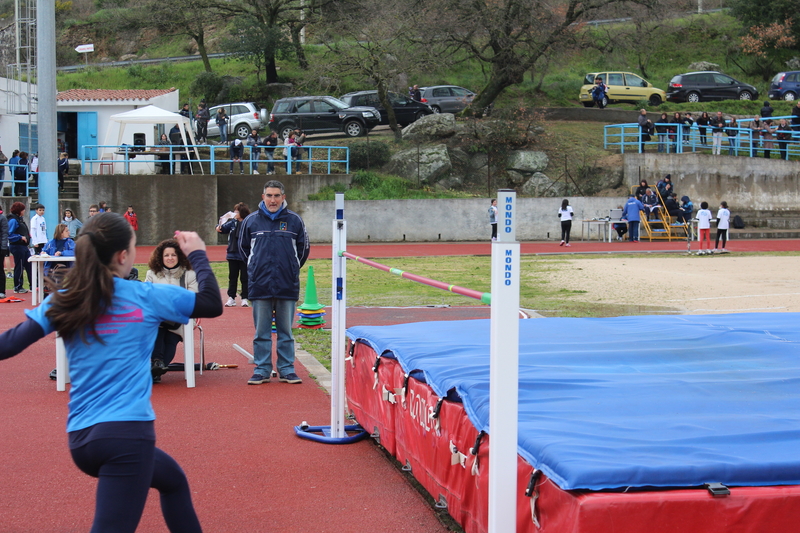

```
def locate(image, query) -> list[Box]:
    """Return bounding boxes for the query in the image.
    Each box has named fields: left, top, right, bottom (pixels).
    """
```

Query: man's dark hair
left=263, top=180, right=285, bottom=194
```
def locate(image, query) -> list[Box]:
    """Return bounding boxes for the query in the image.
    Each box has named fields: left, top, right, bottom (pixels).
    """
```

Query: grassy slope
left=59, top=12, right=794, bottom=112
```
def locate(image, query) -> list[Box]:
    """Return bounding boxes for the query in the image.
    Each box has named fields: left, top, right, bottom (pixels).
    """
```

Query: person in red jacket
left=124, top=205, right=138, bottom=231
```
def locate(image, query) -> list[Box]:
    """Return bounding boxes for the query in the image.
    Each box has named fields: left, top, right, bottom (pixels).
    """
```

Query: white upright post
left=330, top=193, right=347, bottom=439
left=488, top=189, right=520, bottom=533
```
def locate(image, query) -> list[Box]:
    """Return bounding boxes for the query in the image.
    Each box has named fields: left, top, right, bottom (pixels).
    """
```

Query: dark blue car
left=768, top=71, right=800, bottom=101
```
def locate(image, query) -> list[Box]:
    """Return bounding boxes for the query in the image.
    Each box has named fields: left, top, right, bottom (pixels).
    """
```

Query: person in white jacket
left=29, top=204, right=48, bottom=254
left=145, top=239, right=198, bottom=382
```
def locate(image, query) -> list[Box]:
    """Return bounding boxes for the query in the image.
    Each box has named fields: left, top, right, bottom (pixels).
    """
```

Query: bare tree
left=316, top=0, right=448, bottom=140
left=122, top=0, right=229, bottom=72
left=218, top=0, right=344, bottom=82
left=423, top=0, right=656, bottom=116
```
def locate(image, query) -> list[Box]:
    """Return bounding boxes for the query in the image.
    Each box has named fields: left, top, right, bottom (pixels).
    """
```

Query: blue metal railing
left=0, top=164, right=35, bottom=196
left=604, top=115, right=800, bottom=158
left=80, top=144, right=350, bottom=175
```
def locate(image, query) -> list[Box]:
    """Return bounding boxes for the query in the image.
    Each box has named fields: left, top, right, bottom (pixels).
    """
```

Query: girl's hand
left=175, top=231, right=206, bottom=255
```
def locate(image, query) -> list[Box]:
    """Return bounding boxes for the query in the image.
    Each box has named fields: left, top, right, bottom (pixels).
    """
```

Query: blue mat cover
left=347, top=313, right=800, bottom=491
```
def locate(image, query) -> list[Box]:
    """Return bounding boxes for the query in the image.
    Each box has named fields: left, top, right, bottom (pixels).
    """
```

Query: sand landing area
left=543, top=255, right=800, bottom=314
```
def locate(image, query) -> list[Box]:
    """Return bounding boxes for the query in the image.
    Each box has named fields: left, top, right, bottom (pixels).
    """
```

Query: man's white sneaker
left=241, top=299, right=250, bottom=307
left=225, top=297, right=236, bottom=307
left=253, top=170, right=259, bottom=174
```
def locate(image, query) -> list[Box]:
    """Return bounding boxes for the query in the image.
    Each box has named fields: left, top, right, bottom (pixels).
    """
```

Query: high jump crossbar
left=299, top=191, right=521, bottom=533
left=337, top=251, right=492, bottom=305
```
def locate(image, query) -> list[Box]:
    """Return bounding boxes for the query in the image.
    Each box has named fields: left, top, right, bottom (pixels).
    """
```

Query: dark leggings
left=491, top=223, right=497, bottom=240
left=561, top=220, right=572, bottom=243
left=9, top=243, right=31, bottom=291
left=227, top=259, right=249, bottom=299
left=71, top=438, right=202, bottom=533
left=715, top=228, right=728, bottom=249
left=152, top=328, right=182, bottom=365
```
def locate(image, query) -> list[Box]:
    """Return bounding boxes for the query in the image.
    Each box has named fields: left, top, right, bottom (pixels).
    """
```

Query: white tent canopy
left=102, top=105, right=202, bottom=174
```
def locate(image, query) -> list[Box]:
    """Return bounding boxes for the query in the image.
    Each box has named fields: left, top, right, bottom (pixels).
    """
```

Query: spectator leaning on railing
left=776, top=119, right=792, bottom=160
left=792, top=101, right=800, bottom=133
left=709, top=111, right=726, bottom=156
left=726, top=117, right=739, bottom=155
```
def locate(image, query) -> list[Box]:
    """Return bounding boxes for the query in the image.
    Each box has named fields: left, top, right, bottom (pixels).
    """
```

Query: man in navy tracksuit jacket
left=238, top=180, right=309, bottom=385
left=622, top=194, right=645, bottom=243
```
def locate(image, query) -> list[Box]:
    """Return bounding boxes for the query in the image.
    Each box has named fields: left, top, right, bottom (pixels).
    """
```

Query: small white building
left=56, top=88, right=180, bottom=163
left=0, top=84, right=180, bottom=163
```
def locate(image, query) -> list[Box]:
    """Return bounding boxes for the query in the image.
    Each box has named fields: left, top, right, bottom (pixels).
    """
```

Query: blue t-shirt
left=25, top=278, right=195, bottom=432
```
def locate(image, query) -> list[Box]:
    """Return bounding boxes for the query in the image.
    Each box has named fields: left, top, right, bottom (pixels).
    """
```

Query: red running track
left=136, top=238, right=800, bottom=264
left=4, top=239, right=798, bottom=532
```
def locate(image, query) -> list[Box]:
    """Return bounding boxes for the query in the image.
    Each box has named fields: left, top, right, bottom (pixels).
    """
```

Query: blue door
left=77, top=112, right=98, bottom=160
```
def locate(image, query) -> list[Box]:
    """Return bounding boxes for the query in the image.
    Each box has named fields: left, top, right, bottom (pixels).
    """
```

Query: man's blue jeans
left=628, top=221, right=640, bottom=242
left=252, top=298, right=297, bottom=378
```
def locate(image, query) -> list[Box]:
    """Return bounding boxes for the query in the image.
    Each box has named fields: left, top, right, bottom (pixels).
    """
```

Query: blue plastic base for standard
left=293, top=424, right=369, bottom=444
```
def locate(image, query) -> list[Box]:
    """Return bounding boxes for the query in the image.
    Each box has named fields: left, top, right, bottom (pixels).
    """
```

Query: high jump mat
left=345, top=313, right=800, bottom=533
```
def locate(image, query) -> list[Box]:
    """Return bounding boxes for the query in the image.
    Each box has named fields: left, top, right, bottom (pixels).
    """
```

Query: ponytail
left=46, top=213, right=133, bottom=343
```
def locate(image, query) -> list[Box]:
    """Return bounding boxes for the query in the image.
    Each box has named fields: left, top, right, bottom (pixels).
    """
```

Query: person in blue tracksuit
left=238, top=180, right=309, bottom=386
left=622, top=194, right=645, bottom=242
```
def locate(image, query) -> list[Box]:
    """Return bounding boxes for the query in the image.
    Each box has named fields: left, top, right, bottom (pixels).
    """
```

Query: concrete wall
left=296, top=197, right=627, bottom=243
left=76, top=173, right=352, bottom=245
left=623, top=153, right=800, bottom=210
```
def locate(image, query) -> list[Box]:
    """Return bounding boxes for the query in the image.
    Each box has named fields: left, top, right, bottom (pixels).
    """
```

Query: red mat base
left=346, top=339, right=800, bottom=533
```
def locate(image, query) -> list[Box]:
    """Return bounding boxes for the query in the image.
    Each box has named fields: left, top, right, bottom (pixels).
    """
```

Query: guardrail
left=81, top=144, right=350, bottom=176
left=604, top=114, right=800, bottom=158
left=0, top=164, right=35, bottom=197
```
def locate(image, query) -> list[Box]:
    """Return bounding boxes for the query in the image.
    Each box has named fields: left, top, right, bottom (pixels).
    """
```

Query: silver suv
left=207, top=102, right=268, bottom=140
left=419, top=85, right=475, bottom=113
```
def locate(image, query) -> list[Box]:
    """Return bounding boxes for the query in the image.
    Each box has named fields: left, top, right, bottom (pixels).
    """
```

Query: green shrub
left=348, top=140, right=391, bottom=170
left=191, top=71, right=225, bottom=103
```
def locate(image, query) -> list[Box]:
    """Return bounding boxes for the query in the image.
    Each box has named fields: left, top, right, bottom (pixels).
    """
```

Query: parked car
left=418, top=85, right=476, bottom=113
left=207, top=102, right=267, bottom=140
left=768, top=71, right=800, bottom=101
left=666, top=72, right=758, bottom=103
left=340, top=90, right=433, bottom=126
left=268, top=96, right=381, bottom=139
left=579, top=72, right=666, bottom=107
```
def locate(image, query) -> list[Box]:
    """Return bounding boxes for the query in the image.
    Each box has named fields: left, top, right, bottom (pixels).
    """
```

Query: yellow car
left=580, top=72, right=666, bottom=107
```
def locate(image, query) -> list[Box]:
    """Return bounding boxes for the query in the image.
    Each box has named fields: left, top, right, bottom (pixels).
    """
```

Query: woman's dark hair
left=19, top=151, right=28, bottom=159
left=45, top=213, right=133, bottom=343
left=10, top=201, right=25, bottom=215
left=235, top=202, right=250, bottom=218
left=561, top=199, right=569, bottom=209
left=64, top=209, right=73, bottom=218
left=639, top=179, right=647, bottom=186
left=701, top=201, right=709, bottom=209
left=53, top=223, right=69, bottom=240
left=721, top=201, right=728, bottom=209
left=148, top=239, right=191, bottom=273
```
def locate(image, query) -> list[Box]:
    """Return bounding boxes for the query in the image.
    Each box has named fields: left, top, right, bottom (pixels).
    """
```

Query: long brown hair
left=148, top=239, right=191, bottom=273
left=52, top=223, right=69, bottom=240
left=45, top=213, right=133, bottom=343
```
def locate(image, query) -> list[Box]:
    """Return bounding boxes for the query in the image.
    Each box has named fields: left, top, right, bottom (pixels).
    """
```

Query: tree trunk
left=289, top=24, right=309, bottom=70
left=265, top=53, right=278, bottom=83
left=195, top=33, right=212, bottom=73
left=377, top=83, right=402, bottom=141
left=467, top=74, right=512, bottom=118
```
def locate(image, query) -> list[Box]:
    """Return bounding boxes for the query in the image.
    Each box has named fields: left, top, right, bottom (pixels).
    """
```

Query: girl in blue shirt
left=0, top=213, right=222, bottom=533
left=41, top=223, right=76, bottom=278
